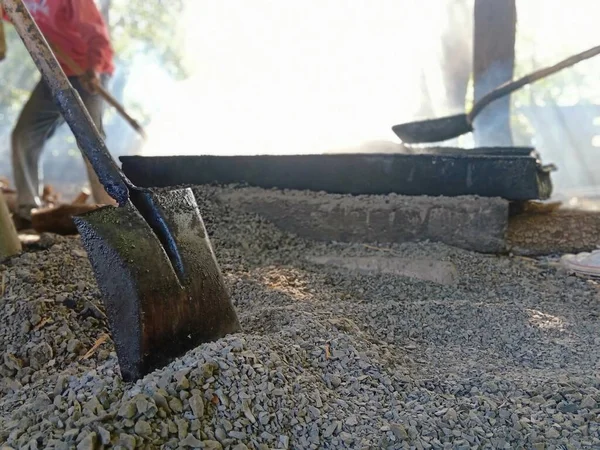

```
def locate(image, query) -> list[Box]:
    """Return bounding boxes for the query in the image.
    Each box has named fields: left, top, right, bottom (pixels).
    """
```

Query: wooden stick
left=72, top=188, right=91, bottom=205
left=0, top=190, right=21, bottom=260
left=49, top=43, right=146, bottom=139
left=31, top=203, right=102, bottom=235
left=80, top=333, right=109, bottom=360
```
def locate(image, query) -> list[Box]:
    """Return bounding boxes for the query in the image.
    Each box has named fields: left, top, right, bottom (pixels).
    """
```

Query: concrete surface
left=214, top=187, right=509, bottom=253
left=307, top=255, right=459, bottom=285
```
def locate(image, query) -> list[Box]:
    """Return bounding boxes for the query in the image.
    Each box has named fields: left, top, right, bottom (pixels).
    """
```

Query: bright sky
left=127, top=0, right=600, bottom=157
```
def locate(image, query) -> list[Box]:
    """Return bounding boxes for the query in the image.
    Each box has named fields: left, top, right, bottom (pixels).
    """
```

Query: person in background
left=2, top=0, right=116, bottom=229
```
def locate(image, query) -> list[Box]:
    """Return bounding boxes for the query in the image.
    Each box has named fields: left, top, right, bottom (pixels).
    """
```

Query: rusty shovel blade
left=74, top=188, right=241, bottom=382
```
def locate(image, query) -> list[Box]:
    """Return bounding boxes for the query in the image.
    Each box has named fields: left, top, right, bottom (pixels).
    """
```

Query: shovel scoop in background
left=392, top=44, right=600, bottom=144
left=3, top=0, right=241, bottom=381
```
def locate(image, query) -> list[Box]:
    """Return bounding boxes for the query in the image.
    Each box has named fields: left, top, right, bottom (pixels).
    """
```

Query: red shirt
left=4, top=0, right=114, bottom=76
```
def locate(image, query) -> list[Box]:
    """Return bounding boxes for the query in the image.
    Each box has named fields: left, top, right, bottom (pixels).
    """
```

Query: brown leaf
left=32, top=317, right=51, bottom=331
left=79, top=333, right=110, bottom=360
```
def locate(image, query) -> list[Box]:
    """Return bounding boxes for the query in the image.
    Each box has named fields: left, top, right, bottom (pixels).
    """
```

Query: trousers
left=11, top=74, right=114, bottom=218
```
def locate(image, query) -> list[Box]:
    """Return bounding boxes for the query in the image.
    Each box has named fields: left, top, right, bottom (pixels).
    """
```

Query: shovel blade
left=392, top=114, right=472, bottom=144
left=74, top=188, right=240, bottom=381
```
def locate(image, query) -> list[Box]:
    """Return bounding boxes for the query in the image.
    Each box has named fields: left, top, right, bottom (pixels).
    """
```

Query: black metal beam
left=120, top=148, right=553, bottom=200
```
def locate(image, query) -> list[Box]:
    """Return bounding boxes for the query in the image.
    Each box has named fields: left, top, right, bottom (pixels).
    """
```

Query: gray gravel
left=1, top=185, right=600, bottom=449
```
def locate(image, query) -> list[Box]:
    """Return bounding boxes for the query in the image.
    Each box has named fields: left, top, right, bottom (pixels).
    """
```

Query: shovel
left=392, top=44, right=600, bottom=144
left=3, top=0, right=241, bottom=381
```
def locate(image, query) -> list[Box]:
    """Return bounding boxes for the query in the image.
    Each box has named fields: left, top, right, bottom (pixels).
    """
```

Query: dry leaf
left=80, top=333, right=109, bottom=360
left=33, top=317, right=51, bottom=331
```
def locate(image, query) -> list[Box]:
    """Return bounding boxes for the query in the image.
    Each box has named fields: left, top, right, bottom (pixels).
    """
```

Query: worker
left=2, top=0, right=116, bottom=229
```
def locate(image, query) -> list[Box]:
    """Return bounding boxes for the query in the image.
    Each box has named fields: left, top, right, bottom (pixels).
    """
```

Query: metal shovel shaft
left=393, top=43, right=600, bottom=144
left=2, top=0, right=131, bottom=206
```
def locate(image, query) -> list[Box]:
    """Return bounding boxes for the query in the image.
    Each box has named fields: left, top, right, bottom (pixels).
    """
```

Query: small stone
left=499, top=409, right=511, bottom=419
left=484, top=381, right=498, bottom=393
left=546, top=428, right=560, bottom=439
left=189, top=390, right=204, bottom=418
left=118, top=400, right=137, bottom=419
left=232, top=444, right=249, bottom=450
left=169, top=397, right=183, bottom=413
left=83, top=396, right=102, bottom=415
left=97, top=426, right=111, bottom=445
left=37, top=233, right=56, bottom=248
left=138, top=395, right=157, bottom=418
left=390, top=423, right=409, bottom=440
left=180, top=434, right=203, bottom=447
left=72, top=249, right=87, bottom=258
left=76, top=432, right=97, bottom=450
left=30, top=342, right=53, bottom=368
left=443, top=408, right=458, bottom=422
left=202, top=441, right=223, bottom=450
left=176, top=375, right=190, bottom=390
left=3, top=352, right=23, bottom=371
left=279, top=435, right=290, bottom=448
left=134, top=419, right=152, bottom=436
left=220, top=419, right=233, bottom=432
left=30, top=314, right=42, bottom=326
left=215, top=428, right=227, bottom=441
left=346, top=415, right=358, bottom=426
left=63, top=429, right=80, bottom=441
left=54, top=375, right=68, bottom=396
left=176, top=418, right=189, bottom=439
left=229, top=430, right=247, bottom=440
left=118, top=433, right=136, bottom=450
left=63, top=297, right=77, bottom=309
left=153, top=392, right=170, bottom=412
left=581, top=395, right=597, bottom=410
left=330, top=375, right=342, bottom=388
left=532, top=444, right=545, bottom=450
left=67, top=339, right=82, bottom=354
left=558, top=402, right=578, bottom=413
left=323, top=422, right=337, bottom=438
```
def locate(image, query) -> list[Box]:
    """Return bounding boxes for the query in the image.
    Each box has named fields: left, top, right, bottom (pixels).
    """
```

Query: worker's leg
left=11, top=80, right=62, bottom=220
left=70, top=75, right=116, bottom=206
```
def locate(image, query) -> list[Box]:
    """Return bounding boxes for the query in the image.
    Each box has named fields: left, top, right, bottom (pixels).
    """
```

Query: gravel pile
left=1, top=185, right=600, bottom=449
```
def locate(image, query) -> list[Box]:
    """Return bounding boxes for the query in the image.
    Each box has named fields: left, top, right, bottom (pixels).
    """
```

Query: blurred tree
left=0, top=0, right=187, bottom=191
left=440, top=0, right=472, bottom=113
left=472, top=0, right=516, bottom=146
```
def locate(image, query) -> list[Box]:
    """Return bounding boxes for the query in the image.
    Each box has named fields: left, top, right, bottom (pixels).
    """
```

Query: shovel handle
left=50, top=42, right=147, bottom=140
left=2, top=0, right=132, bottom=206
left=468, top=44, right=600, bottom=124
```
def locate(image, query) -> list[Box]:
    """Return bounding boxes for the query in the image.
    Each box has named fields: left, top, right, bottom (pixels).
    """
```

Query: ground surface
left=1, top=186, right=599, bottom=449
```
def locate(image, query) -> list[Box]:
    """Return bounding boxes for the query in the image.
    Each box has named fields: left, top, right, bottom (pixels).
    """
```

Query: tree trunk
left=440, top=0, right=472, bottom=113
left=99, top=0, right=111, bottom=33
left=0, top=190, right=21, bottom=261
left=473, top=0, right=516, bottom=146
